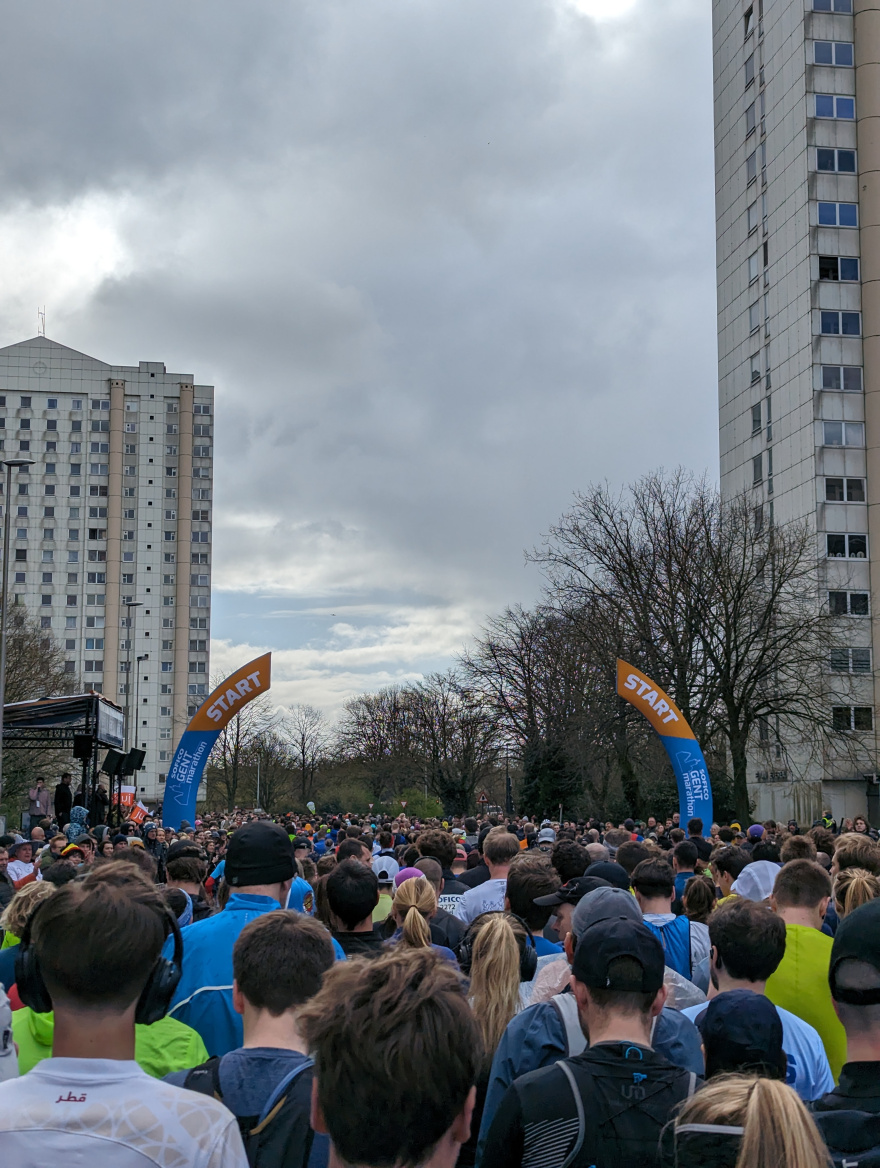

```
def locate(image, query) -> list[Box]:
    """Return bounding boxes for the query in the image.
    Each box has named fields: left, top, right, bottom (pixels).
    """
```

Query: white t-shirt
left=682, top=998, right=834, bottom=1102
left=6, top=861, right=38, bottom=884
left=0, top=1057, right=248, bottom=1166
left=454, top=877, right=507, bottom=925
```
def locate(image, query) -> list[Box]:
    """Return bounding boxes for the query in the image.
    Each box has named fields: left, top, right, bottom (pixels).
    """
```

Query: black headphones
left=458, top=911, right=539, bottom=982
left=16, top=898, right=183, bottom=1026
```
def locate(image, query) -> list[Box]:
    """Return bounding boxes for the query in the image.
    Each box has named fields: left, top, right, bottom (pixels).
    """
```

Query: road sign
left=368, top=803, right=374, bottom=810
left=477, top=792, right=489, bottom=805
left=400, top=800, right=408, bottom=808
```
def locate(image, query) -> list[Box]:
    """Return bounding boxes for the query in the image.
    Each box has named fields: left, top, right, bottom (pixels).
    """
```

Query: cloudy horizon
left=0, top=0, right=719, bottom=719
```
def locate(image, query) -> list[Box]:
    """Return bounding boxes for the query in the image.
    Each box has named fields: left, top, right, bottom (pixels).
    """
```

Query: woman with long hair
left=389, top=876, right=457, bottom=962
left=458, top=912, right=532, bottom=1168
left=662, top=1074, right=830, bottom=1168
left=833, top=866, right=880, bottom=918
left=682, top=874, right=716, bottom=925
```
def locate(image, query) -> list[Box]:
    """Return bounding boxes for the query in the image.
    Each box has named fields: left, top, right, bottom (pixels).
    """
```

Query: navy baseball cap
left=697, top=990, right=787, bottom=1080
left=572, top=917, right=664, bottom=993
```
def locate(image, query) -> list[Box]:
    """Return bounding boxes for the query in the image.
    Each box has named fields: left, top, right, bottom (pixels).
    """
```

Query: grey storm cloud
left=0, top=0, right=719, bottom=707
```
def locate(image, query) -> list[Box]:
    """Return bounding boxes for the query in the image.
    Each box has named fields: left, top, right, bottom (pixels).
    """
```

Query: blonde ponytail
left=393, top=877, right=436, bottom=950
left=671, top=1074, right=830, bottom=1168
left=467, top=913, right=523, bottom=1066
left=834, top=867, right=880, bottom=918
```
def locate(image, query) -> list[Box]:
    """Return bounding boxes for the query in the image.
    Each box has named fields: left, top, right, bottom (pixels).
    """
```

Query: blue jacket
left=164, top=893, right=344, bottom=1057
left=475, top=997, right=703, bottom=1166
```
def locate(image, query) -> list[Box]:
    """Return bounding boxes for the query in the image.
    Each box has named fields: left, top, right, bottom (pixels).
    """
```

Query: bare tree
left=287, top=704, right=332, bottom=808
left=205, top=687, right=276, bottom=811
left=534, top=471, right=847, bottom=821
left=336, top=687, right=419, bottom=801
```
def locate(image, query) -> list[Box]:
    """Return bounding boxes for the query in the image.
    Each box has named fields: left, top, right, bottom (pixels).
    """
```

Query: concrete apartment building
left=713, top=0, right=880, bottom=822
left=0, top=336, right=212, bottom=804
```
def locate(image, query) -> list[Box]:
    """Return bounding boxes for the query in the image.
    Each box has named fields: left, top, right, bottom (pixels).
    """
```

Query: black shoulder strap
left=183, top=1055, right=224, bottom=1100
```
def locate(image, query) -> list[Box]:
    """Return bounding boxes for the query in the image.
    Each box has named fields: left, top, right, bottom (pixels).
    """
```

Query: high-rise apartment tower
left=0, top=337, right=213, bottom=803
left=713, top=0, right=880, bottom=821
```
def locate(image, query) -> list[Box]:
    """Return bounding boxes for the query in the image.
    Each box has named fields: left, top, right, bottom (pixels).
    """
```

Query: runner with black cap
left=163, top=821, right=343, bottom=1056
left=480, top=917, right=698, bottom=1168
left=814, top=898, right=880, bottom=1161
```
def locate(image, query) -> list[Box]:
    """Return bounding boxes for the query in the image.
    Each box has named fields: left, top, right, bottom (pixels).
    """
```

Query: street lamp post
left=0, top=458, right=36, bottom=814
left=123, top=602, right=142, bottom=753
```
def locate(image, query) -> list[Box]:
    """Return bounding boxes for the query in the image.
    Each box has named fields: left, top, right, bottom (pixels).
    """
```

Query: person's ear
left=503, top=896, right=511, bottom=913
left=819, top=895, right=830, bottom=921
left=451, top=1085, right=477, bottom=1144
left=769, top=893, right=778, bottom=914
left=564, top=932, right=575, bottom=964
left=652, top=983, right=669, bottom=1016
left=232, top=979, right=246, bottom=1016
left=310, top=1078, right=329, bottom=1134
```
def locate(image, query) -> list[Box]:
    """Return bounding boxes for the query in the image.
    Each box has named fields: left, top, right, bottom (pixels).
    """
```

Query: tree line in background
left=205, top=470, right=864, bottom=824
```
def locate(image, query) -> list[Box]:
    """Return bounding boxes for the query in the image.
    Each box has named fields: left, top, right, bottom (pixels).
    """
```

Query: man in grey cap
left=475, top=886, right=702, bottom=1163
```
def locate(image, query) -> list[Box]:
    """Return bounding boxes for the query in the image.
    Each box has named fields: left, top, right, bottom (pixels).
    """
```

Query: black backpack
left=183, top=1055, right=317, bottom=1168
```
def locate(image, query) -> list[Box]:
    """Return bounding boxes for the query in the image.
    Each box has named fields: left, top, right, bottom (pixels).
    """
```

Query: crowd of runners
left=0, top=797, right=878, bottom=1166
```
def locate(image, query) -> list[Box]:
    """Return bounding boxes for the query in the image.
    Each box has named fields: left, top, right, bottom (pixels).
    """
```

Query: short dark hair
left=631, top=858, right=675, bottom=899
left=335, top=838, right=371, bottom=865
left=505, top=855, right=560, bottom=930
left=417, top=829, right=456, bottom=871
left=550, top=839, right=589, bottom=883
left=326, top=860, right=379, bottom=929
left=113, top=849, right=158, bottom=880
left=233, top=910, right=334, bottom=1014
left=711, top=845, right=748, bottom=880
left=780, top=835, right=816, bottom=864
left=687, top=819, right=703, bottom=835
left=586, top=957, right=656, bottom=1017
left=483, top=829, right=521, bottom=866
left=709, top=897, right=786, bottom=981
left=33, top=866, right=167, bottom=1011
left=773, top=859, right=831, bottom=909
left=751, top=842, right=781, bottom=864
left=673, top=840, right=698, bottom=870
left=299, top=947, right=481, bottom=1168
left=42, top=861, right=79, bottom=886
left=717, top=827, right=735, bottom=843
left=615, top=841, right=650, bottom=877
left=166, top=856, right=206, bottom=885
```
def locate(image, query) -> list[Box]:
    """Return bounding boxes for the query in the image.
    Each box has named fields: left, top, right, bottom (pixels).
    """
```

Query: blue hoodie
left=163, top=893, right=344, bottom=1056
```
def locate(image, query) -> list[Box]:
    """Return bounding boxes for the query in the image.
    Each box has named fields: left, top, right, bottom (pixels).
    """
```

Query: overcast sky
left=0, top=0, right=718, bottom=717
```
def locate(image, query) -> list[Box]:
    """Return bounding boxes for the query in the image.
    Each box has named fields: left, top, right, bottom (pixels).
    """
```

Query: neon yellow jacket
left=12, top=1007, right=209, bottom=1077
left=765, top=922, right=847, bottom=1081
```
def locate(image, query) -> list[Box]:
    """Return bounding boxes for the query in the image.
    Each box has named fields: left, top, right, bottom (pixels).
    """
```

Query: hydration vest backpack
left=184, top=1056, right=318, bottom=1168
left=644, top=915, right=692, bottom=979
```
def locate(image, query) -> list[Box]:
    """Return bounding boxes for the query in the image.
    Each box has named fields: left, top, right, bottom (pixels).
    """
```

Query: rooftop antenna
left=37, top=307, right=46, bottom=337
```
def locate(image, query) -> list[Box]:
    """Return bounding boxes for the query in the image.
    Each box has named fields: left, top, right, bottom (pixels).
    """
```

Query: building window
left=833, top=706, right=873, bottom=732
left=814, top=0, right=852, bottom=11
left=188, top=661, right=207, bottom=674
left=85, top=638, right=104, bottom=651
left=816, top=95, right=855, bottom=119
left=746, top=102, right=756, bottom=136
left=193, top=403, right=211, bottom=415
left=190, top=574, right=209, bottom=587
left=821, top=311, right=861, bottom=335
left=822, top=365, right=863, bottom=391
left=748, top=252, right=760, bottom=282
left=814, top=41, right=854, bottom=67
left=817, top=148, right=856, bottom=173
left=819, top=202, right=859, bottom=227
left=819, top=256, right=860, bottom=281
left=829, top=590, right=870, bottom=616
left=193, top=424, right=211, bottom=437
left=161, top=661, right=173, bottom=672
left=747, top=150, right=757, bottom=184
left=193, top=445, right=211, bottom=457
left=752, top=453, right=763, bottom=484
left=830, top=648, right=871, bottom=673
left=745, top=52, right=755, bottom=86
left=826, top=477, right=865, bottom=502
left=827, top=533, right=868, bottom=558
left=125, top=422, right=137, bottom=433
left=824, top=420, right=864, bottom=447
left=90, top=399, right=110, bottom=411
left=191, top=531, right=209, bottom=543
left=749, top=302, right=761, bottom=333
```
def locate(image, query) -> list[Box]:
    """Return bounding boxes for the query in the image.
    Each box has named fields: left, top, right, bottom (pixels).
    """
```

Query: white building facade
left=712, top=0, right=880, bottom=823
left=0, top=337, right=212, bottom=803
